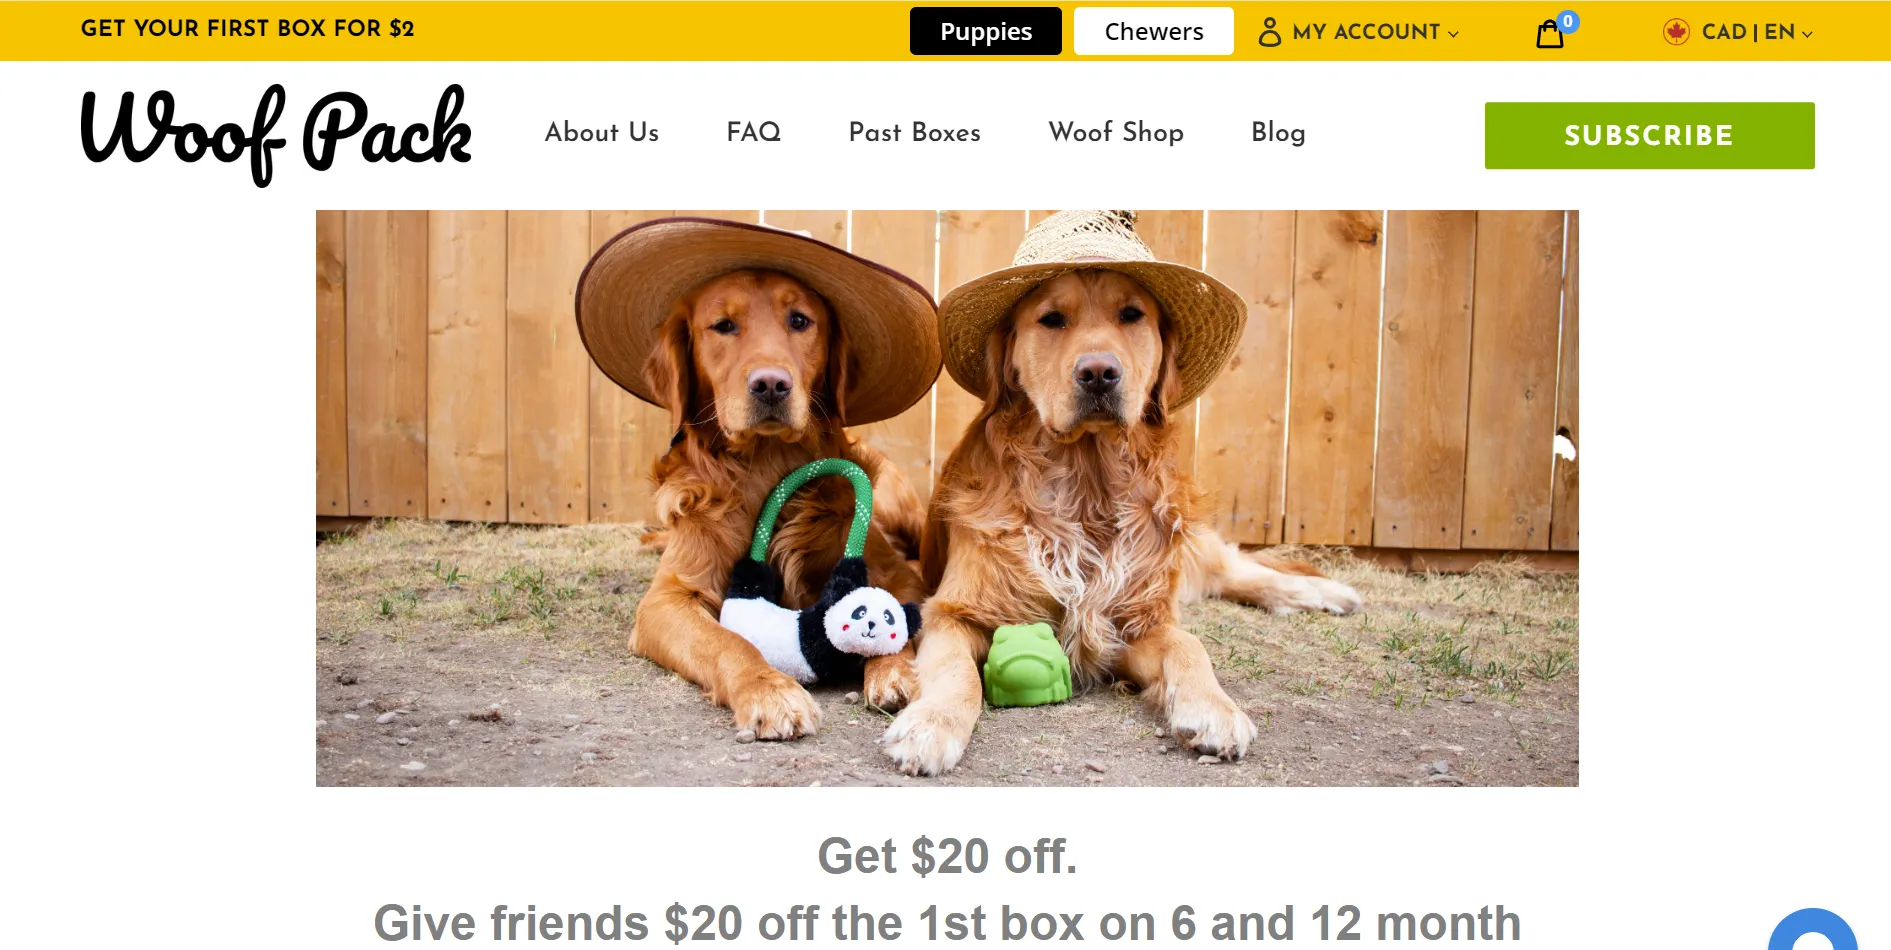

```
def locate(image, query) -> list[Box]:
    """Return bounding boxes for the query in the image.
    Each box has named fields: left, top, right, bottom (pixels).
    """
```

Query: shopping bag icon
left=1536, top=19, right=1564, bottom=48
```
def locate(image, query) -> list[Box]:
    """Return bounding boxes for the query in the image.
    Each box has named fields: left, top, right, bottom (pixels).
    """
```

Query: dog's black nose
left=747, top=368, right=794, bottom=406
left=1074, top=354, right=1122, bottom=395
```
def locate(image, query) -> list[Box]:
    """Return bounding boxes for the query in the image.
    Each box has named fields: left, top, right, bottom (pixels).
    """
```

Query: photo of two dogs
left=315, top=209, right=1580, bottom=787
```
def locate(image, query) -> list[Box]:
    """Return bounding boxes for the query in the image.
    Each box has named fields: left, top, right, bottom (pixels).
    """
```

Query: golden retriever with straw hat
left=884, top=210, right=1362, bottom=776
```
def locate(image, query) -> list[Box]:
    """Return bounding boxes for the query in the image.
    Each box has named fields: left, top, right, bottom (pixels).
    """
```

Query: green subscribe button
left=1486, top=102, right=1814, bottom=169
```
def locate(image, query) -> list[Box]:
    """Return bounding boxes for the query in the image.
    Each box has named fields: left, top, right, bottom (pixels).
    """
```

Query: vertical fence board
left=1462, top=211, right=1565, bottom=550
left=588, top=210, right=676, bottom=524
left=850, top=210, right=939, bottom=498
left=1283, top=210, right=1383, bottom=545
left=316, top=210, right=350, bottom=515
left=762, top=210, right=847, bottom=248
left=1136, top=211, right=1205, bottom=474
left=426, top=211, right=508, bottom=522
left=344, top=210, right=428, bottom=518
left=1136, top=210, right=1204, bottom=262
left=936, top=211, right=1027, bottom=476
left=1373, top=211, right=1477, bottom=549
left=1196, top=211, right=1293, bottom=544
left=506, top=212, right=592, bottom=524
left=675, top=210, right=760, bottom=224
left=1551, top=211, right=1580, bottom=551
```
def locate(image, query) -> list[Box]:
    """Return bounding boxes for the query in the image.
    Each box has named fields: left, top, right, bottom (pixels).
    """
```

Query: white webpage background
left=1, top=60, right=1885, bottom=949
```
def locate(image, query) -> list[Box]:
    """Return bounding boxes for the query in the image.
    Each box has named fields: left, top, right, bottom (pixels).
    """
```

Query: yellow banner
left=5, top=2, right=1887, bottom=61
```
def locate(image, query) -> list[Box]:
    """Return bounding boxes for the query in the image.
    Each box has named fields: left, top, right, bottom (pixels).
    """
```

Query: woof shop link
left=1047, top=119, right=1186, bottom=145
left=78, top=84, right=472, bottom=188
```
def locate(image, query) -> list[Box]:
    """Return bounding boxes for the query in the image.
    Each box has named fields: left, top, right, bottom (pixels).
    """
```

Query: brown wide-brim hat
left=576, top=217, right=941, bottom=427
left=937, top=210, right=1246, bottom=407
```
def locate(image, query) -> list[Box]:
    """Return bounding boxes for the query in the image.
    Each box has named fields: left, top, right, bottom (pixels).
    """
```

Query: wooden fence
left=317, top=210, right=1578, bottom=555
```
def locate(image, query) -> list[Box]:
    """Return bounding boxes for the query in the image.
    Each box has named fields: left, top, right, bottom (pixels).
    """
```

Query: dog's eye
left=787, top=311, right=811, bottom=332
left=852, top=605, right=868, bottom=620
left=1119, top=306, right=1144, bottom=324
left=710, top=319, right=738, bottom=335
left=1038, top=311, right=1067, bottom=329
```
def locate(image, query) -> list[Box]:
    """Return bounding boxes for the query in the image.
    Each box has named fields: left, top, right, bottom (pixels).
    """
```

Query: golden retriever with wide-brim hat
left=578, top=217, right=940, bottom=738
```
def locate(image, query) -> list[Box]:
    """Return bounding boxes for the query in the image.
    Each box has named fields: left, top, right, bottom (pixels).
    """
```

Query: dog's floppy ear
left=980, top=323, right=1016, bottom=412
left=823, top=302, right=856, bottom=427
left=643, top=298, right=696, bottom=432
left=1144, top=328, right=1183, bottom=428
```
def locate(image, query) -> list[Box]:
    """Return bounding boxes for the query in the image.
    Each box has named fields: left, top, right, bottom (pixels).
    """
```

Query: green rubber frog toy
left=983, top=623, right=1073, bottom=707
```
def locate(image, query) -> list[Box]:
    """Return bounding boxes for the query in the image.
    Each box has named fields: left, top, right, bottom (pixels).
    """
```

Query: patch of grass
left=376, top=588, right=420, bottom=619
left=1421, top=627, right=1476, bottom=679
left=502, top=565, right=547, bottom=597
left=471, top=586, right=516, bottom=626
left=1370, top=668, right=1400, bottom=697
left=430, top=560, right=465, bottom=588
left=1530, top=649, right=1575, bottom=681
left=1283, top=672, right=1328, bottom=697
left=1323, top=629, right=1360, bottom=658
left=1218, top=644, right=1278, bottom=681
left=1166, top=549, right=1577, bottom=717
left=468, top=564, right=576, bottom=631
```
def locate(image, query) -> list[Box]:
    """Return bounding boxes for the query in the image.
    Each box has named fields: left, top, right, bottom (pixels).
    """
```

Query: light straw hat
left=576, top=217, right=941, bottom=427
left=937, top=210, right=1246, bottom=407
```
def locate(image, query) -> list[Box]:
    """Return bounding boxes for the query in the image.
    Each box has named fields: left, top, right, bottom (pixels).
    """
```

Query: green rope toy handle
left=748, top=459, right=874, bottom=563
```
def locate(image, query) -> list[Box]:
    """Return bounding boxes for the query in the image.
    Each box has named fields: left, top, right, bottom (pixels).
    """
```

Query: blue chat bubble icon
left=1768, top=909, right=1857, bottom=950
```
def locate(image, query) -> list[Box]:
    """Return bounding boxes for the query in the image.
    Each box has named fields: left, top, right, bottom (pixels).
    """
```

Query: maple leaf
left=1667, top=21, right=1688, bottom=39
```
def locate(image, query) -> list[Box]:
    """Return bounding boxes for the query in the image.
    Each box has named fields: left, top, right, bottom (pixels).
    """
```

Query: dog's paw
left=862, top=652, right=920, bottom=711
left=1308, top=577, right=1362, bottom=615
left=881, top=698, right=973, bottom=776
left=1165, top=685, right=1257, bottom=761
left=1270, top=575, right=1363, bottom=616
left=728, top=669, right=821, bottom=740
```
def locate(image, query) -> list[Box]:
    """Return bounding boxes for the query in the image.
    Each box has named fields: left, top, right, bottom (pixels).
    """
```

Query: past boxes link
left=821, top=837, right=1074, bottom=877
left=81, top=18, right=417, bottom=38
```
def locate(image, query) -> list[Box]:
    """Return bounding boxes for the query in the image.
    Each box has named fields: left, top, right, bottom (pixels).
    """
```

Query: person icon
left=1259, top=16, right=1283, bottom=47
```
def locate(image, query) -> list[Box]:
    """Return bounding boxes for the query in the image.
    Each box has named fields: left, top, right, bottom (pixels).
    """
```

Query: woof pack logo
left=79, top=84, right=472, bottom=188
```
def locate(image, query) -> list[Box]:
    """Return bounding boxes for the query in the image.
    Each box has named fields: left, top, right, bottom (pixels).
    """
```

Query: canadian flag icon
left=1663, top=18, right=1691, bottom=44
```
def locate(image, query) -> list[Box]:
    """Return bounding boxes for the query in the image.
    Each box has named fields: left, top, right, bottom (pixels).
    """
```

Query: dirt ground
left=316, top=520, right=1578, bottom=787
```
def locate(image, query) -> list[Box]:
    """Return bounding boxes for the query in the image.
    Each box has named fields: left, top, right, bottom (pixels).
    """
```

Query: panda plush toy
left=718, top=459, right=921, bottom=685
